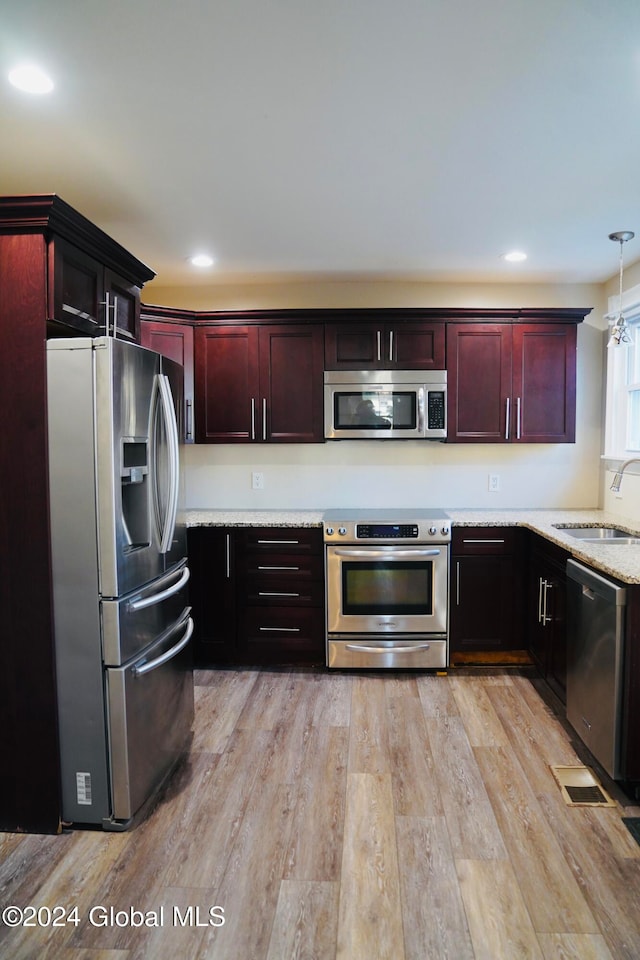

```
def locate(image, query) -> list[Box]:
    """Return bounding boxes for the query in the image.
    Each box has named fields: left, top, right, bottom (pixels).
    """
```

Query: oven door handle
left=345, top=642, right=431, bottom=653
left=333, top=548, right=442, bottom=558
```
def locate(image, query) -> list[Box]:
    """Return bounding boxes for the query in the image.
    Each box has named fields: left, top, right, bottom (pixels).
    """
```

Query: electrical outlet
left=488, top=473, right=500, bottom=492
left=251, top=471, right=265, bottom=490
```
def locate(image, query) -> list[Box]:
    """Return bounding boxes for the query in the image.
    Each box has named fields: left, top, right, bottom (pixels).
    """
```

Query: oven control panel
left=356, top=524, right=418, bottom=538
left=323, top=514, right=451, bottom=543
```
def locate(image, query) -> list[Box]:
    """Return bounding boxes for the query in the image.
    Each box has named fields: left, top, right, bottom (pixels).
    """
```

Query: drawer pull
left=258, top=565, right=300, bottom=571
left=259, top=626, right=301, bottom=633
left=258, top=591, right=300, bottom=597
left=257, top=539, right=300, bottom=545
left=461, top=539, right=506, bottom=544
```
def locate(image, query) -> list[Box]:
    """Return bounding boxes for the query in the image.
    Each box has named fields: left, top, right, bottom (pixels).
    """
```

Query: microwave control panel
left=427, top=391, right=446, bottom=430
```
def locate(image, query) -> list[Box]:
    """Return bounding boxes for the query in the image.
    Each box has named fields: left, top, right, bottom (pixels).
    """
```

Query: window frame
left=604, top=282, right=640, bottom=460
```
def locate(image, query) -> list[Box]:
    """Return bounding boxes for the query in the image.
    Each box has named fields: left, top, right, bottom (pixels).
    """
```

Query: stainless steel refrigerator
left=47, top=336, right=194, bottom=830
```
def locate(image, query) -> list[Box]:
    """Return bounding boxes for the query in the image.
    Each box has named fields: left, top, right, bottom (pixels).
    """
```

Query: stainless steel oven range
left=324, top=509, right=450, bottom=669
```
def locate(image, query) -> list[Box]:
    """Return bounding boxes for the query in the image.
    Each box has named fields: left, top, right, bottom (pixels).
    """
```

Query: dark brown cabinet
left=51, top=236, right=144, bottom=340
left=325, top=320, right=445, bottom=370
left=189, top=526, right=325, bottom=666
left=449, top=527, right=525, bottom=657
left=446, top=322, right=577, bottom=443
left=141, top=307, right=195, bottom=442
left=236, top=527, right=325, bottom=664
left=188, top=527, right=237, bottom=665
left=528, top=535, right=569, bottom=702
left=195, top=323, right=324, bottom=443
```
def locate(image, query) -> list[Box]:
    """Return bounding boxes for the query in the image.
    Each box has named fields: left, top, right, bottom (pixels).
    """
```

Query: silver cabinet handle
left=505, top=397, right=511, bottom=440
left=456, top=560, right=460, bottom=606
left=250, top=398, right=256, bottom=440
left=185, top=399, right=193, bottom=441
left=262, top=398, right=267, bottom=441
left=259, top=626, right=300, bottom=633
left=225, top=532, right=231, bottom=579
left=389, top=330, right=394, bottom=362
left=376, top=330, right=382, bottom=362
left=133, top=616, right=193, bottom=676
left=258, top=591, right=300, bottom=597
left=462, top=538, right=506, bottom=544
left=258, top=564, right=300, bottom=570
left=257, top=539, right=300, bottom=545
left=516, top=396, right=521, bottom=440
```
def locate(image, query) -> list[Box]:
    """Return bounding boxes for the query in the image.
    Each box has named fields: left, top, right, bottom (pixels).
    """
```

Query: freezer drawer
left=102, top=559, right=191, bottom=665
left=107, top=609, right=194, bottom=824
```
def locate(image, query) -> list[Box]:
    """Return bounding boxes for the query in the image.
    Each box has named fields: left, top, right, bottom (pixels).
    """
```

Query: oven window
left=333, top=391, right=417, bottom=430
left=342, top=561, right=432, bottom=615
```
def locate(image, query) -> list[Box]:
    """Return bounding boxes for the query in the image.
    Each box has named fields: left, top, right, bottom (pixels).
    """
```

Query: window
left=604, top=285, right=640, bottom=458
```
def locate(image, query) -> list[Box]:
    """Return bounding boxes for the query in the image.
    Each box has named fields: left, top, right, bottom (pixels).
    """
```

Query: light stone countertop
left=183, top=507, right=640, bottom=584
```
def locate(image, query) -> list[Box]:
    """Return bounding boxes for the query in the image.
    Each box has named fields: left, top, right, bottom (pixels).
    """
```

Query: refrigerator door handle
left=128, top=565, right=191, bottom=612
left=153, top=373, right=181, bottom=554
left=132, top=615, right=194, bottom=677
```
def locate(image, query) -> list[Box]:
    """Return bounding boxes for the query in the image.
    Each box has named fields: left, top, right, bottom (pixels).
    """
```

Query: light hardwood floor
left=1, top=667, right=640, bottom=959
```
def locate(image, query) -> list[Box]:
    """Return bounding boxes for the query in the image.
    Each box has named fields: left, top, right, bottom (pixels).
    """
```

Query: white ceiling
left=2, top=0, right=640, bottom=289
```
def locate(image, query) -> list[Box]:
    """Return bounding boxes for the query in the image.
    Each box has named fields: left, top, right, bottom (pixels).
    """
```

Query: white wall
left=179, top=280, right=606, bottom=512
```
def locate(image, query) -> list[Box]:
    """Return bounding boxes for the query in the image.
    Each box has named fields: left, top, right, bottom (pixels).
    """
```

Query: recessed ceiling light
left=502, top=250, right=527, bottom=263
left=8, top=63, right=54, bottom=94
left=190, top=254, right=215, bottom=268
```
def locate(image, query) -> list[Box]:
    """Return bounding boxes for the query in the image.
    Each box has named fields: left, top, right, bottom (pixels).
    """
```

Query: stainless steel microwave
left=324, top=370, right=447, bottom=440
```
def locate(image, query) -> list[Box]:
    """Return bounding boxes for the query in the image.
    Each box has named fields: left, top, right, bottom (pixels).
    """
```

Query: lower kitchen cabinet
left=188, top=526, right=325, bottom=666
left=188, top=527, right=237, bottom=665
left=528, top=534, right=569, bottom=702
left=449, top=527, right=525, bottom=657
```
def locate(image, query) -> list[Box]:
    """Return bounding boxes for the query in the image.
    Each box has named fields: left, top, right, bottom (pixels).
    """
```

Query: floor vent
left=550, top=765, right=615, bottom=807
left=622, top=818, right=640, bottom=847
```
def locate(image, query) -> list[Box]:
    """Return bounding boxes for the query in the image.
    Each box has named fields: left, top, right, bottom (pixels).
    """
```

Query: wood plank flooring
left=1, top=667, right=640, bottom=959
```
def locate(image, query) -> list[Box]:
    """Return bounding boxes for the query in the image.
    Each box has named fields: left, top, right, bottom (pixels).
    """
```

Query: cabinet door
left=187, top=528, right=236, bottom=665
left=446, top=324, right=512, bottom=442
left=324, top=323, right=381, bottom=369
left=388, top=322, right=445, bottom=370
left=195, top=326, right=259, bottom=442
left=141, top=320, right=195, bottom=442
left=104, top=268, right=141, bottom=342
left=50, top=237, right=103, bottom=334
left=528, top=540, right=569, bottom=703
left=325, top=321, right=445, bottom=370
left=512, top=324, right=576, bottom=443
left=450, top=528, right=524, bottom=654
left=259, top=325, right=324, bottom=442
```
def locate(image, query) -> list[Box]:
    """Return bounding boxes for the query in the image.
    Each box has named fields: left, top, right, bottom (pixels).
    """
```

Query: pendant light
left=607, top=230, right=635, bottom=346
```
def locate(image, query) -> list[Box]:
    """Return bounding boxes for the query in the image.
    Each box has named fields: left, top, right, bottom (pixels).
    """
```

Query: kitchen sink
left=553, top=525, right=640, bottom=545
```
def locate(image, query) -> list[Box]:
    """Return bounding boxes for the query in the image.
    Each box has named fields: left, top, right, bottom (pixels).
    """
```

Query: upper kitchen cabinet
left=0, top=195, right=155, bottom=340
left=141, top=305, right=196, bottom=442
left=446, top=310, right=586, bottom=443
left=195, top=322, right=324, bottom=443
left=325, top=319, right=445, bottom=370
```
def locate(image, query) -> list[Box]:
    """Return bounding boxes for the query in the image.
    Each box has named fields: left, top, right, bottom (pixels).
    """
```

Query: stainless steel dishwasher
left=566, top=560, right=626, bottom=780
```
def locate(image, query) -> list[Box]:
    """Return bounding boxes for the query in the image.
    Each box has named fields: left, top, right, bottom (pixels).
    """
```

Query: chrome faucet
left=610, top=458, right=640, bottom=492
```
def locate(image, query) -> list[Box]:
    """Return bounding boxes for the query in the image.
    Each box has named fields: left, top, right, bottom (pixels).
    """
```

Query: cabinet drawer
left=239, top=527, right=322, bottom=555
left=452, top=527, right=519, bottom=554
left=240, top=607, right=325, bottom=662
left=239, top=552, right=324, bottom=581
left=244, top=576, right=324, bottom=607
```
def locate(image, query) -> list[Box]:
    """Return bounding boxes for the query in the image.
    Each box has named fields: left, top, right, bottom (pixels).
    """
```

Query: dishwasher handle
left=566, top=559, right=627, bottom=606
